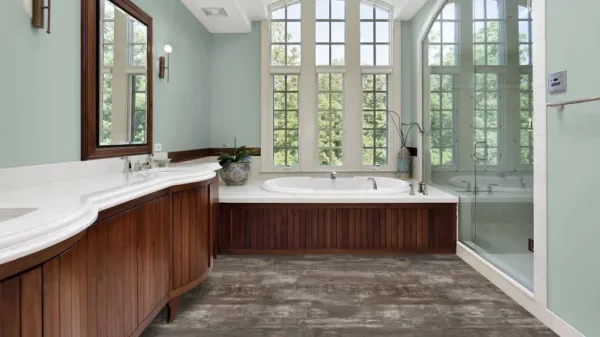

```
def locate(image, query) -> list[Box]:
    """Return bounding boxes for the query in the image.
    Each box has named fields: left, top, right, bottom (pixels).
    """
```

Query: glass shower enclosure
left=422, top=0, right=534, bottom=290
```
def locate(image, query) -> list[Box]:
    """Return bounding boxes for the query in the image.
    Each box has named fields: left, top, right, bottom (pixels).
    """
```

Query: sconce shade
left=32, top=0, right=51, bottom=34
left=159, top=56, right=166, bottom=79
left=164, top=44, right=173, bottom=54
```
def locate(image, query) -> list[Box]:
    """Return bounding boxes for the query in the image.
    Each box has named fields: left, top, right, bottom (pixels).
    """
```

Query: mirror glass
left=99, top=0, right=148, bottom=146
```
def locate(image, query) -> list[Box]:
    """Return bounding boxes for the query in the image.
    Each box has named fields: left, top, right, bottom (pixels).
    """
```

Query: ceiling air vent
left=202, top=8, right=228, bottom=17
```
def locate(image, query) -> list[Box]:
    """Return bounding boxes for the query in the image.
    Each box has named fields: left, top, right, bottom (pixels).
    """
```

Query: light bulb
left=164, top=44, right=173, bottom=54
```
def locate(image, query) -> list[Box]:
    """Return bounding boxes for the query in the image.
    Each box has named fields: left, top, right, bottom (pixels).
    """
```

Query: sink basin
left=0, top=208, right=37, bottom=223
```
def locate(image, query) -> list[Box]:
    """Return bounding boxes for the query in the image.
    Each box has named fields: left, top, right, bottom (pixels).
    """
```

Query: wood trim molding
left=168, top=149, right=209, bottom=163
left=81, top=0, right=154, bottom=160
left=169, top=148, right=262, bottom=163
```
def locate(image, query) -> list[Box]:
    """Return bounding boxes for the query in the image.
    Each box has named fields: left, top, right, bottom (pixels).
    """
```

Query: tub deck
left=218, top=181, right=458, bottom=255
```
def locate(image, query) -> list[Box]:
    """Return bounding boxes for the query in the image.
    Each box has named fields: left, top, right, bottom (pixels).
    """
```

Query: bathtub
left=448, top=175, right=533, bottom=193
left=261, top=176, right=411, bottom=194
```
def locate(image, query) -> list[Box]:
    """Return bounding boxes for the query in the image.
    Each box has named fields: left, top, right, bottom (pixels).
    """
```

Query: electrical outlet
left=154, top=143, right=162, bottom=152
left=548, top=71, right=567, bottom=94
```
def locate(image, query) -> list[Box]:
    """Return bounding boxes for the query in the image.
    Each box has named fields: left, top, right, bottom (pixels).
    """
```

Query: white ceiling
left=181, top=0, right=429, bottom=33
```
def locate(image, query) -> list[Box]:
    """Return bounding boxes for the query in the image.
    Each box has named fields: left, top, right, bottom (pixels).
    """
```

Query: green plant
left=217, top=138, right=257, bottom=167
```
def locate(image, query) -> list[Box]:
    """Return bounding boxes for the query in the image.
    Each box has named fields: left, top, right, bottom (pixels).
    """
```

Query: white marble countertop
left=0, top=162, right=221, bottom=265
left=220, top=180, right=459, bottom=204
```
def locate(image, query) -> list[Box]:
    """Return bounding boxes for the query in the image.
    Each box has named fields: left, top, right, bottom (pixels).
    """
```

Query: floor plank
left=142, top=255, right=555, bottom=337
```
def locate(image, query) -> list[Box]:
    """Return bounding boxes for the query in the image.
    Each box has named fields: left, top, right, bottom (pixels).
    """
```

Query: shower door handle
left=473, top=141, right=488, bottom=161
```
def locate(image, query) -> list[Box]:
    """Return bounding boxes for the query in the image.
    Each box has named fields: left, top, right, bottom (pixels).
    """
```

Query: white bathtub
left=261, top=176, right=411, bottom=195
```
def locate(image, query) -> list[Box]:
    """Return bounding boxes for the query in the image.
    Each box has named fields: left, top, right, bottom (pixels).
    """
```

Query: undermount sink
left=0, top=208, right=37, bottom=223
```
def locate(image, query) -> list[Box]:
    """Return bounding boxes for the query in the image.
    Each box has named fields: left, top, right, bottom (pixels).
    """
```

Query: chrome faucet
left=121, top=157, right=132, bottom=173
left=520, top=176, right=527, bottom=189
left=367, top=177, right=378, bottom=190
left=419, top=182, right=428, bottom=196
left=134, top=155, right=153, bottom=172
left=487, top=184, right=499, bottom=195
left=330, top=171, right=337, bottom=180
left=461, top=180, right=472, bottom=192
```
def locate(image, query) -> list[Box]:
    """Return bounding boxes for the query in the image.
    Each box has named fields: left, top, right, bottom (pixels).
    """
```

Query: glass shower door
left=471, top=0, right=534, bottom=291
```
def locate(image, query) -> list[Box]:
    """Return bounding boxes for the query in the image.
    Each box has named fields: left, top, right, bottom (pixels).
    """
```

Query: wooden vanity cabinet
left=167, top=178, right=214, bottom=322
left=0, top=178, right=217, bottom=337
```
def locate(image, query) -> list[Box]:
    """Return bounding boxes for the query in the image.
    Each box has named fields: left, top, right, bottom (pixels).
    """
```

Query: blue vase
left=397, top=147, right=412, bottom=180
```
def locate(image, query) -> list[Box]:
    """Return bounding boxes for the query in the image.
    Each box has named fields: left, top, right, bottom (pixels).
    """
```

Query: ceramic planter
left=219, top=162, right=252, bottom=186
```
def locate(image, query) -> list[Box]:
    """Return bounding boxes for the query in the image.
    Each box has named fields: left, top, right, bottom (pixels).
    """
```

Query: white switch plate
left=154, top=143, right=162, bottom=152
left=548, top=71, right=567, bottom=94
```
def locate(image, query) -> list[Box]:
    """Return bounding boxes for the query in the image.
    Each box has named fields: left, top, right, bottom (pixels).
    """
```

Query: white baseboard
left=456, top=242, right=585, bottom=337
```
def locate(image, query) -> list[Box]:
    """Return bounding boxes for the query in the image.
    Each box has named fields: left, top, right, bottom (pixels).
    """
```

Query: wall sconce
left=159, top=44, right=173, bottom=82
left=31, top=0, right=51, bottom=34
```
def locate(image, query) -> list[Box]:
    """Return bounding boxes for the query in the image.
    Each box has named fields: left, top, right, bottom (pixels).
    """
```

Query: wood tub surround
left=219, top=203, right=457, bottom=254
left=0, top=178, right=217, bottom=337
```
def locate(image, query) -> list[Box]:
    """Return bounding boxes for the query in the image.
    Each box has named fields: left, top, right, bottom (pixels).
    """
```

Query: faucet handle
left=121, top=157, right=132, bottom=173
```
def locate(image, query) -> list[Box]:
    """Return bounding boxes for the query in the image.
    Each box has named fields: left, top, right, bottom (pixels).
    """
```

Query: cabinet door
left=172, top=185, right=211, bottom=291
left=209, top=177, right=219, bottom=261
left=136, top=195, right=170, bottom=324
left=0, top=267, right=42, bottom=337
left=86, top=209, right=137, bottom=337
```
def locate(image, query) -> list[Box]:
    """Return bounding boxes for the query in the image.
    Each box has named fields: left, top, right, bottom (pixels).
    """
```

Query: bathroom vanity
left=0, top=170, right=219, bottom=336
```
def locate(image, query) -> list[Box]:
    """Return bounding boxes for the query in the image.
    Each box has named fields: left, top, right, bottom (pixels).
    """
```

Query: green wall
left=133, top=0, right=212, bottom=152
left=209, top=22, right=261, bottom=148
left=0, top=0, right=80, bottom=168
left=546, top=0, right=600, bottom=335
left=0, top=0, right=212, bottom=169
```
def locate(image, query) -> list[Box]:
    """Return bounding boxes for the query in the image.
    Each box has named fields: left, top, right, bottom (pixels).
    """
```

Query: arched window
left=263, top=0, right=397, bottom=171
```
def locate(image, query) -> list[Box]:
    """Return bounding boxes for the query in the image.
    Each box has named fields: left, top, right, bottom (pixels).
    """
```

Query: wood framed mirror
left=81, top=0, right=153, bottom=160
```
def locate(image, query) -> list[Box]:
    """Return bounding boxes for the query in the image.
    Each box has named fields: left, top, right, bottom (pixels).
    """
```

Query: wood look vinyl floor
left=142, top=255, right=556, bottom=337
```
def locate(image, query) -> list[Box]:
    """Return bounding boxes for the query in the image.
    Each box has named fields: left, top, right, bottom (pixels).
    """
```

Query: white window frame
left=261, top=0, right=401, bottom=172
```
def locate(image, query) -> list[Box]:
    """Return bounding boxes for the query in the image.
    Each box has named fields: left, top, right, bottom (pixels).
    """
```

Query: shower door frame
left=414, top=0, right=549, bottom=318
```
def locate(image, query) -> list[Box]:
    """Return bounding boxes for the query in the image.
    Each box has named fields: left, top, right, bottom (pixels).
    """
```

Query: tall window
left=360, top=3, right=390, bottom=66
left=264, top=0, right=396, bottom=171
left=129, top=21, right=147, bottom=66
left=518, top=3, right=532, bottom=66
left=318, top=74, right=344, bottom=165
left=316, top=0, right=345, bottom=66
left=131, top=75, right=147, bottom=143
left=427, top=1, right=458, bottom=166
left=518, top=3, right=533, bottom=165
left=473, top=0, right=502, bottom=66
left=474, top=73, right=499, bottom=165
left=429, top=74, right=455, bottom=166
left=273, top=75, right=300, bottom=166
left=362, top=74, right=388, bottom=165
left=271, top=3, right=302, bottom=66
left=427, top=2, right=458, bottom=67
left=360, top=2, right=392, bottom=166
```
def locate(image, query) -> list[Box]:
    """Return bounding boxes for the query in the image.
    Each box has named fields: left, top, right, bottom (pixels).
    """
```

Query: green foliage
left=218, top=138, right=257, bottom=167
left=271, top=21, right=301, bottom=66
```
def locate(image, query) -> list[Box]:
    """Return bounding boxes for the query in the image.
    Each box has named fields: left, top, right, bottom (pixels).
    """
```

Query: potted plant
left=217, top=138, right=257, bottom=186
